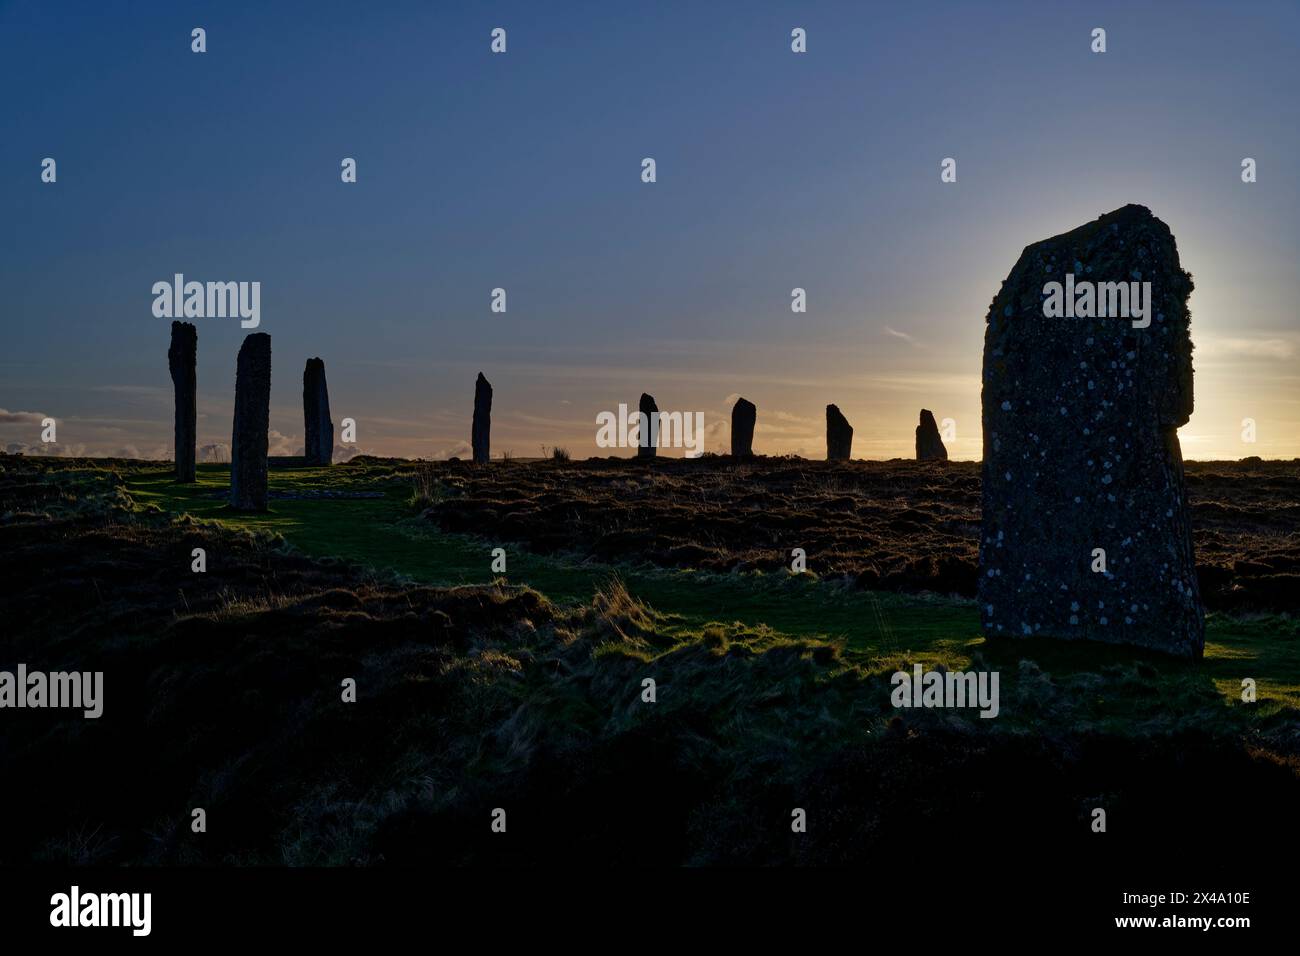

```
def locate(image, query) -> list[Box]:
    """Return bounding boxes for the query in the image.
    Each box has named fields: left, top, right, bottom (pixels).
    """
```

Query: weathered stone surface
left=167, top=321, right=197, bottom=482
left=472, top=372, right=492, bottom=465
left=731, top=397, right=756, bottom=458
left=980, top=204, right=1203, bottom=657
left=638, top=393, right=658, bottom=458
left=916, top=409, right=948, bottom=461
left=230, top=333, right=271, bottom=511
left=302, top=357, right=333, bottom=466
left=826, top=404, right=852, bottom=460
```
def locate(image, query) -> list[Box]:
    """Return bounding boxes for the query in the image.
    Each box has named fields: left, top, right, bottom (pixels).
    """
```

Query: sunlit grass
left=121, top=461, right=1300, bottom=713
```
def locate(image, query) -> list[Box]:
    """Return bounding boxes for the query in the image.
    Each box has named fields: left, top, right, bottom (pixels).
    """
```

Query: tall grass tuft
left=409, top=462, right=448, bottom=510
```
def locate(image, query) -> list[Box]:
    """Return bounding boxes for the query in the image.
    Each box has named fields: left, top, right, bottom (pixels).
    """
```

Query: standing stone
left=826, top=404, right=852, bottom=460
left=980, top=204, right=1203, bottom=657
left=731, top=397, right=756, bottom=458
left=638, top=393, right=658, bottom=458
left=302, top=358, right=333, bottom=466
left=167, top=321, right=197, bottom=482
left=230, top=333, right=271, bottom=511
left=915, top=409, right=948, bottom=461
left=472, top=372, right=492, bottom=464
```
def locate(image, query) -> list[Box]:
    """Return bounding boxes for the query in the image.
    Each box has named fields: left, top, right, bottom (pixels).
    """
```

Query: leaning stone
left=915, top=409, right=948, bottom=461
left=230, top=333, right=271, bottom=511
left=167, top=321, right=197, bottom=482
left=826, top=404, right=852, bottom=460
left=979, top=204, right=1203, bottom=657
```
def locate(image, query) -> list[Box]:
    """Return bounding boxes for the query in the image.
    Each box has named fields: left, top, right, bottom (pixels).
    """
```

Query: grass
left=3, top=454, right=1297, bottom=866
left=123, top=461, right=1300, bottom=710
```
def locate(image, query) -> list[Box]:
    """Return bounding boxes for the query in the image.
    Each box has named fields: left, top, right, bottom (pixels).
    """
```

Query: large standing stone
left=302, top=358, right=333, bottom=466
left=472, top=372, right=492, bottom=464
left=826, top=404, right=852, bottom=460
left=731, top=397, right=756, bottom=458
left=230, top=333, right=271, bottom=511
left=915, top=409, right=948, bottom=461
left=980, top=204, right=1203, bottom=657
left=167, top=321, right=197, bottom=482
left=638, top=393, right=658, bottom=458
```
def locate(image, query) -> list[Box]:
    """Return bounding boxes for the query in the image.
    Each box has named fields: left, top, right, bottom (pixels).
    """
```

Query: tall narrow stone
left=302, top=357, right=333, bottom=466
left=731, top=397, right=756, bottom=458
left=167, top=321, right=197, bottom=482
left=915, top=409, right=948, bottom=461
left=826, top=404, right=852, bottom=460
left=980, top=204, right=1203, bottom=657
left=472, top=372, right=492, bottom=464
left=638, top=393, right=658, bottom=458
left=230, top=333, right=271, bottom=511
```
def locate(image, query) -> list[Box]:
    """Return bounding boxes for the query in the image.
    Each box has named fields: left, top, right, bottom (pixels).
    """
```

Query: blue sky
left=2, top=0, right=1297, bottom=459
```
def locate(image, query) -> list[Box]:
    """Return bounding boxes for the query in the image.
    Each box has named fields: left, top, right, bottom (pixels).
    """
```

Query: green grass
left=124, top=462, right=1300, bottom=711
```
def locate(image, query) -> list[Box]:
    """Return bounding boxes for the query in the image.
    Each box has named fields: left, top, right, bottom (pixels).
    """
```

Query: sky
left=2, top=0, right=1298, bottom=461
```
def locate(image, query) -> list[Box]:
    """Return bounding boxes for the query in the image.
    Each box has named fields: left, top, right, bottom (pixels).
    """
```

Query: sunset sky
left=3, top=0, right=1297, bottom=461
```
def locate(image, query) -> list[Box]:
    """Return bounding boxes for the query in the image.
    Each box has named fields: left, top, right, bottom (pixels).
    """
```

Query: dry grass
left=419, top=456, right=1300, bottom=612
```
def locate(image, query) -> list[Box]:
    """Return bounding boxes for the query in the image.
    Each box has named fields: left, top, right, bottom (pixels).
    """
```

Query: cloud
left=750, top=409, right=821, bottom=442
left=0, top=408, right=48, bottom=424
left=88, top=385, right=169, bottom=396
left=513, top=412, right=588, bottom=429
left=267, top=429, right=297, bottom=456
left=701, top=419, right=728, bottom=452
left=772, top=410, right=817, bottom=425
left=884, top=326, right=924, bottom=348
left=435, top=440, right=472, bottom=460
left=1205, top=336, right=1297, bottom=360
left=333, top=444, right=368, bottom=462
left=3, top=441, right=87, bottom=457
left=364, top=412, right=460, bottom=428
left=198, top=443, right=230, bottom=463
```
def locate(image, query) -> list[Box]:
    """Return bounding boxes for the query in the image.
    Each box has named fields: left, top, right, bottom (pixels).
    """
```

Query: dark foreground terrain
left=1, top=454, right=1298, bottom=867
left=425, top=456, right=1300, bottom=613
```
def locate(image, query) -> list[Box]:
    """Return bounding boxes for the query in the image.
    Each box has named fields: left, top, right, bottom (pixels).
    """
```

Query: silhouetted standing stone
left=980, top=204, right=1203, bottom=658
left=826, top=404, right=852, bottom=460
left=916, top=409, right=947, bottom=461
left=167, top=321, right=197, bottom=482
left=472, top=372, right=492, bottom=464
left=731, top=397, right=756, bottom=458
left=638, top=393, right=658, bottom=458
left=302, top=358, right=333, bottom=466
left=230, top=333, right=271, bottom=511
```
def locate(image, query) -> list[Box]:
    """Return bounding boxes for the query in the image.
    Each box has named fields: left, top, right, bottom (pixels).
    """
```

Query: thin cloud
left=772, top=410, right=817, bottom=425
left=0, top=408, right=48, bottom=424
left=1201, top=335, right=1297, bottom=361
left=884, top=326, right=925, bottom=349
left=88, top=385, right=169, bottom=395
